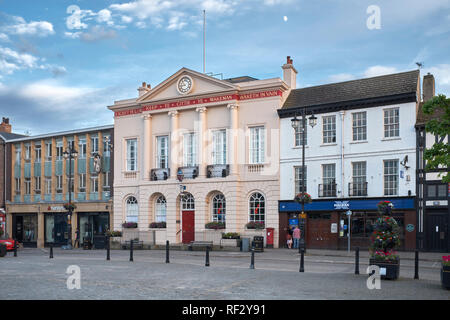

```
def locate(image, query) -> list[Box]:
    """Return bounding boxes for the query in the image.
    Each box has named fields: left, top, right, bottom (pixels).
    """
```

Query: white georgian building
left=108, top=58, right=297, bottom=248
left=278, top=70, right=420, bottom=250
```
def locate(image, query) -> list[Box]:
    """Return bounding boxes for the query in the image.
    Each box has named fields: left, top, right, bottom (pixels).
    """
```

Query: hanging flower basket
left=106, top=230, right=122, bottom=237
left=294, top=192, right=312, bottom=204
left=377, top=200, right=393, bottom=215
left=122, top=222, right=138, bottom=228
left=63, top=202, right=77, bottom=211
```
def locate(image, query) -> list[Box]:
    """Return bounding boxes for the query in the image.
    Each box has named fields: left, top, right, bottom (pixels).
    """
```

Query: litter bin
left=240, top=237, right=250, bottom=252
left=252, top=236, right=264, bottom=252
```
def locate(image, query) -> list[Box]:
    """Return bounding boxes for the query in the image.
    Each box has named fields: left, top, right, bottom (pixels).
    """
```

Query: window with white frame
left=103, top=172, right=109, bottom=189
left=295, top=166, right=307, bottom=194
left=91, top=136, right=99, bottom=154
left=56, top=141, right=63, bottom=160
left=384, top=108, right=399, bottom=138
left=156, top=136, right=168, bottom=169
left=79, top=173, right=86, bottom=192
left=45, top=178, right=51, bottom=194
left=183, top=132, right=197, bottom=167
left=24, top=145, right=31, bottom=161
left=384, top=160, right=399, bottom=196
left=45, top=142, right=52, bottom=160
left=34, top=176, right=41, bottom=193
left=294, top=121, right=307, bottom=146
left=181, top=193, right=195, bottom=210
left=78, top=138, right=87, bottom=158
left=91, top=176, right=98, bottom=193
left=351, top=162, right=367, bottom=196
left=34, top=145, right=41, bottom=162
left=249, top=126, right=265, bottom=164
left=15, top=178, right=20, bottom=194
left=56, top=175, right=63, bottom=193
left=212, top=193, right=226, bottom=223
left=15, top=145, right=21, bottom=163
left=126, top=138, right=137, bottom=171
left=126, top=196, right=138, bottom=223
left=321, top=164, right=336, bottom=197
left=249, top=192, right=265, bottom=222
left=25, top=178, right=31, bottom=194
left=212, top=129, right=227, bottom=165
left=352, top=112, right=367, bottom=141
left=322, top=115, right=336, bottom=143
left=155, top=195, right=167, bottom=222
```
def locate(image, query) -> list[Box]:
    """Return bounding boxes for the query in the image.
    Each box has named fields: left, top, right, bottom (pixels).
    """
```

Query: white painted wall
left=280, top=102, right=417, bottom=200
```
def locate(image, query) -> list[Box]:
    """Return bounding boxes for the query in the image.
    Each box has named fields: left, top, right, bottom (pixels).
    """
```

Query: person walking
left=293, top=226, right=301, bottom=249
left=286, top=232, right=293, bottom=249
left=74, top=228, right=80, bottom=248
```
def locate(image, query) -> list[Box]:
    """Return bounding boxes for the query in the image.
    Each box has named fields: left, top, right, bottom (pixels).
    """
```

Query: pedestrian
left=286, top=232, right=293, bottom=249
left=293, top=226, right=301, bottom=249
left=74, top=228, right=80, bottom=248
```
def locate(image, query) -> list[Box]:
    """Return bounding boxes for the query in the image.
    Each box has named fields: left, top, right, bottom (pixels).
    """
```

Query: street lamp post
left=63, top=146, right=78, bottom=250
left=291, top=107, right=317, bottom=252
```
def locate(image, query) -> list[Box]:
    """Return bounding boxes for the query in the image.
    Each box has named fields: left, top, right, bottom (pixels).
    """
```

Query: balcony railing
left=123, top=171, right=138, bottom=179
left=177, top=166, right=199, bottom=179
left=150, top=168, right=170, bottom=181
left=247, top=164, right=264, bottom=173
left=206, top=164, right=229, bottom=178
left=318, top=183, right=337, bottom=197
left=348, top=182, right=368, bottom=197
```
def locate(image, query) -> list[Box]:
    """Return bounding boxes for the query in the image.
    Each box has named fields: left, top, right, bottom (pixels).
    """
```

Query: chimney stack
left=0, top=117, right=11, bottom=133
left=138, top=82, right=151, bottom=97
left=282, top=56, right=298, bottom=89
left=423, top=73, right=435, bottom=102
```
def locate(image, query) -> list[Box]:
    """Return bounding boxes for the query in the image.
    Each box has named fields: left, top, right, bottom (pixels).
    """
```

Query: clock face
left=177, top=76, right=193, bottom=94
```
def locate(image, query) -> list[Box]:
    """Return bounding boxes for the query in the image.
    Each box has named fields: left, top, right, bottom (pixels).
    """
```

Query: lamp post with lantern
left=291, top=107, right=317, bottom=252
left=62, top=146, right=78, bottom=250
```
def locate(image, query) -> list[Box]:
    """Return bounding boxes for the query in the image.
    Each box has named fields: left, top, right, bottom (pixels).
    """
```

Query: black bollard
left=414, top=250, right=419, bottom=280
left=49, top=244, right=53, bottom=259
left=106, top=235, right=110, bottom=261
left=355, top=247, right=360, bottom=275
left=205, top=246, right=210, bottom=267
left=129, top=239, right=134, bottom=262
left=250, top=247, right=255, bottom=269
left=299, top=248, right=304, bottom=272
left=165, top=240, right=170, bottom=263
left=13, top=238, right=17, bottom=257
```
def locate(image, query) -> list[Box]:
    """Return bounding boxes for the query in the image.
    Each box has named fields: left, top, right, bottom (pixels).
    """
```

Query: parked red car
left=0, top=236, right=18, bottom=251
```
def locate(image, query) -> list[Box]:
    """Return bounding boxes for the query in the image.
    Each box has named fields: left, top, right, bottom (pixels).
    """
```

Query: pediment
left=137, top=68, right=238, bottom=103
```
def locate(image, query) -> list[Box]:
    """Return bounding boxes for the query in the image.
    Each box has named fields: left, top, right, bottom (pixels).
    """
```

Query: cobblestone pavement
left=0, top=248, right=449, bottom=300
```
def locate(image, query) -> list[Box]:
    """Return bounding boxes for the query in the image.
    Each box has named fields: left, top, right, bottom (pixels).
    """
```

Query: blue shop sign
left=279, top=198, right=414, bottom=212
left=289, top=218, right=299, bottom=226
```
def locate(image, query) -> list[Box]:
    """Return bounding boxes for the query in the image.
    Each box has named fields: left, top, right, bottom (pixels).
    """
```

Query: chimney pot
left=423, top=73, right=435, bottom=102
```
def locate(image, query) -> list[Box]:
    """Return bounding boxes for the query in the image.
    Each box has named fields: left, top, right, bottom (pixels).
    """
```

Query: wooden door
left=279, top=213, right=289, bottom=248
left=306, top=214, right=333, bottom=249
left=182, top=211, right=195, bottom=244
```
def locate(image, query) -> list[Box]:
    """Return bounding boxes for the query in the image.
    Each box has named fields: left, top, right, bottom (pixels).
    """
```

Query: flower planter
left=369, top=258, right=400, bottom=280
left=441, top=265, right=450, bottom=290
left=221, top=238, right=240, bottom=247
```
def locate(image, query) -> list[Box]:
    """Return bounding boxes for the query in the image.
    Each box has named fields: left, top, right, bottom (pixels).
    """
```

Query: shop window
left=249, top=192, right=265, bottom=222
left=339, top=212, right=405, bottom=238
left=212, top=193, right=226, bottom=223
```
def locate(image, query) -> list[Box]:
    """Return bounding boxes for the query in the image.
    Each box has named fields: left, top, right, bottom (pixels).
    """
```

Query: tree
left=422, top=94, right=450, bottom=183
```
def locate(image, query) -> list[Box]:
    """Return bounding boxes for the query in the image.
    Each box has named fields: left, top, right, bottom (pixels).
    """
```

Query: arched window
left=126, top=196, right=138, bottom=223
left=181, top=193, right=195, bottom=210
left=155, top=196, right=167, bottom=222
left=249, top=192, right=265, bottom=222
left=212, top=194, right=226, bottom=223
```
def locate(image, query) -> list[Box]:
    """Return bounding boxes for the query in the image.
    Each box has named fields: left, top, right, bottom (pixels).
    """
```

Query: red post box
left=266, top=227, right=274, bottom=248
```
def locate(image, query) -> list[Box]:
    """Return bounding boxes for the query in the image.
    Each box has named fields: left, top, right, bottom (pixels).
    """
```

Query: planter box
left=203, top=229, right=223, bottom=245
left=221, top=238, right=241, bottom=247
left=441, top=265, right=450, bottom=290
left=369, top=258, right=400, bottom=280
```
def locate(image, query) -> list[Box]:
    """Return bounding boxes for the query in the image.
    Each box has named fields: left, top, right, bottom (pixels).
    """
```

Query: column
left=142, top=113, right=152, bottom=180
left=37, top=210, right=44, bottom=248
left=195, top=107, right=207, bottom=177
left=227, top=103, right=239, bottom=176
left=168, top=110, right=179, bottom=179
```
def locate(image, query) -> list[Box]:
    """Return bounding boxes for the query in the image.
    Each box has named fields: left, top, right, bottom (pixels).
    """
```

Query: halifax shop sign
left=279, top=197, right=415, bottom=213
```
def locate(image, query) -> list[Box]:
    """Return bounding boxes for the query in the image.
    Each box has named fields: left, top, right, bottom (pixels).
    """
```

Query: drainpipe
left=340, top=111, right=345, bottom=198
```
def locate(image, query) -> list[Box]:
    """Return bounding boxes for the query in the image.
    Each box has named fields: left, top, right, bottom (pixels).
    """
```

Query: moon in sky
left=283, top=16, right=288, bottom=22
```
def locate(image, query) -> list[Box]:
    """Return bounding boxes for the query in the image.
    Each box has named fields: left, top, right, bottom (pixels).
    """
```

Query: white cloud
left=64, top=31, right=81, bottom=39
left=2, top=16, right=55, bottom=37
left=423, top=64, right=450, bottom=95
left=328, top=73, right=355, bottom=83
left=0, top=47, right=40, bottom=74
left=110, top=0, right=174, bottom=20
left=0, top=33, right=10, bottom=42
left=66, top=5, right=95, bottom=30
left=167, top=13, right=187, bottom=31
left=121, top=15, right=133, bottom=24
left=363, top=65, right=398, bottom=78
left=97, top=9, right=114, bottom=26
left=201, top=0, right=235, bottom=14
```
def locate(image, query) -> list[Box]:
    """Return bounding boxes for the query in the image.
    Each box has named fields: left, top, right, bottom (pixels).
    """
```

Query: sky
left=0, top=0, right=449, bottom=135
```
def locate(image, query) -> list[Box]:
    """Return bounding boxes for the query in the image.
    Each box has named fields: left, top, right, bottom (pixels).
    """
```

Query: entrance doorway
left=306, top=213, right=335, bottom=249
left=45, top=213, right=68, bottom=245
left=181, top=193, right=195, bottom=244
left=12, top=214, right=37, bottom=247
left=426, top=213, right=448, bottom=252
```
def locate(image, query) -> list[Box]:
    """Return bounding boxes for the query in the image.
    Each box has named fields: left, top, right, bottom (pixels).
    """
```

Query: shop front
left=77, top=212, right=109, bottom=249
left=279, top=197, right=416, bottom=251
left=44, top=212, right=69, bottom=246
left=12, top=213, right=38, bottom=247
